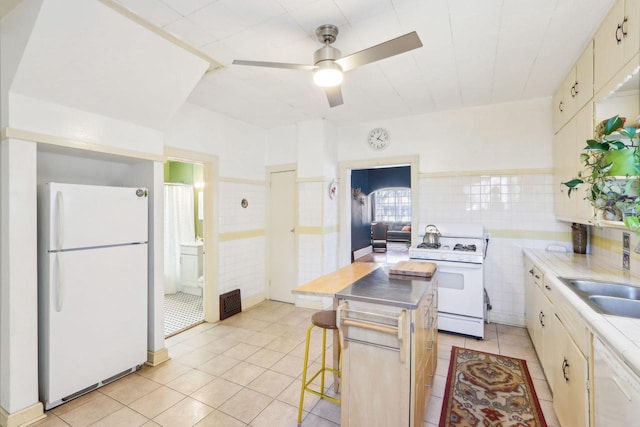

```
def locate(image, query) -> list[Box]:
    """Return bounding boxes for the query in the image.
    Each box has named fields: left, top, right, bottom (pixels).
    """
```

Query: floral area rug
left=440, top=346, right=547, bottom=427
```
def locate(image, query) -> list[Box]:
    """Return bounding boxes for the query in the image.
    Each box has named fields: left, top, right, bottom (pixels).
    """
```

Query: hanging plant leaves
left=604, top=115, right=624, bottom=135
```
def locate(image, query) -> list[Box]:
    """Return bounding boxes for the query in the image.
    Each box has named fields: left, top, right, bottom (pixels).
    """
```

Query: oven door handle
left=433, top=262, right=483, bottom=270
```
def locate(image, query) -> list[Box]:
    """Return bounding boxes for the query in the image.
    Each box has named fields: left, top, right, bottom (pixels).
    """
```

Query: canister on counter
left=571, top=223, right=588, bottom=254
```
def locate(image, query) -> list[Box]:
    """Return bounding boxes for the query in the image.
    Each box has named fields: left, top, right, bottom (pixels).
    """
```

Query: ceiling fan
left=232, top=24, right=423, bottom=108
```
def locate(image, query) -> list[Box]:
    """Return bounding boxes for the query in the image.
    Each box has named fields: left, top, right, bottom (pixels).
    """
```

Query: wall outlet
left=484, top=233, right=491, bottom=242
left=623, top=252, right=631, bottom=270
left=623, top=232, right=630, bottom=252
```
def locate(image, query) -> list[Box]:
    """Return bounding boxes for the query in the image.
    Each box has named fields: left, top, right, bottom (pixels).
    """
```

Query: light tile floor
left=33, top=300, right=559, bottom=427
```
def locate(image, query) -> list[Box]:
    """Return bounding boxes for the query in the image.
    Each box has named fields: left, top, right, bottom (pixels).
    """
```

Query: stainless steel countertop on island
left=335, top=265, right=436, bottom=309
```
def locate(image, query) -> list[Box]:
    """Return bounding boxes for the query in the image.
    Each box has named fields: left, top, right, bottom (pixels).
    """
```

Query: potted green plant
left=563, top=115, right=640, bottom=229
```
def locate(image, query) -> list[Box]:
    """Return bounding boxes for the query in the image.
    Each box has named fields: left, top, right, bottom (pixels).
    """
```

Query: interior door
left=268, top=169, right=297, bottom=303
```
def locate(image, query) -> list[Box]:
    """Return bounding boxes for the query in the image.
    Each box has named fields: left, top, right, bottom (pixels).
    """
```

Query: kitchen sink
left=588, top=296, right=640, bottom=318
left=562, top=279, right=640, bottom=300
left=559, top=278, right=640, bottom=319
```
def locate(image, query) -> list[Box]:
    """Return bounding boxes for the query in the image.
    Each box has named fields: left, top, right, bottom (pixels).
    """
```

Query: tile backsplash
left=421, top=172, right=569, bottom=326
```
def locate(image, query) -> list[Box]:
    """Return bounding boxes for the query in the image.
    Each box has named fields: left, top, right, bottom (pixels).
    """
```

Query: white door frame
left=338, top=155, right=420, bottom=266
left=164, top=147, right=219, bottom=322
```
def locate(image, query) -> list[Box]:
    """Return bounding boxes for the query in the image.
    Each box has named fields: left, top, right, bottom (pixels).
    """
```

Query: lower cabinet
left=526, top=275, right=557, bottom=392
left=524, top=256, right=590, bottom=427
left=552, top=318, right=589, bottom=427
left=337, top=281, right=437, bottom=427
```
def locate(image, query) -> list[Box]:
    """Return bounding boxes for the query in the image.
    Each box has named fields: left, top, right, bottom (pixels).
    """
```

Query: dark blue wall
left=367, top=166, right=411, bottom=193
left=350, top=166, right=411, bottom=253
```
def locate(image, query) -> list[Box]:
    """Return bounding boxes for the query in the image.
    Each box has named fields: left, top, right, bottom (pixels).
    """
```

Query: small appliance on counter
left=571, top=223, right=589, bottom=254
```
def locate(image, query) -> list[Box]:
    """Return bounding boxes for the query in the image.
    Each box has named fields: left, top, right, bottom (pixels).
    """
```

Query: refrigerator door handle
left=55, top=191, right=64, bottom=250
left=55, top=252, right=63, bottom=312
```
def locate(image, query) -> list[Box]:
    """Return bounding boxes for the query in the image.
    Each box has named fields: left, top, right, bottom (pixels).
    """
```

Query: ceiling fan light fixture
left=313, top=62, right=343, bottom=87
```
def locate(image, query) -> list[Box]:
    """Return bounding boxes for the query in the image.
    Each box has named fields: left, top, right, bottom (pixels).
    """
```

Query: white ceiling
left=112, top=0, right=614, bottom=129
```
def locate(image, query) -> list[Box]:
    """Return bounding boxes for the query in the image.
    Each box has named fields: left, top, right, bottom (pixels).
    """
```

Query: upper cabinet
left=553, top=104, right=595, bottom=223
left=553, top=42, right=594, bottom=133
left=594, top=0, right=640, bottom=93
left=552, top=0, right=640, bottom=225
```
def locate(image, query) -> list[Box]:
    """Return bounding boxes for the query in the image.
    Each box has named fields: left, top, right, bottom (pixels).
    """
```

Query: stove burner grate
left=418, top=242, right=441, bottom=249
left=453, top=244, right=476, bottom=252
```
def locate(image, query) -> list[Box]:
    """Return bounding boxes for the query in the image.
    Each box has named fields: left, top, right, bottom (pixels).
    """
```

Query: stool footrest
left=303, top=367, right=341, bottom=403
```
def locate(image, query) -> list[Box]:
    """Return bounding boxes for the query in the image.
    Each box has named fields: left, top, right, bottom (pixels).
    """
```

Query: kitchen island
left=293, top=263, right=438, bottom=427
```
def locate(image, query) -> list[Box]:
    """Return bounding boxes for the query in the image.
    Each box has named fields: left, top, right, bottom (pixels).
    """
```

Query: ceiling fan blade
left=232, top=59, right=316, bottom=71
left=335, top=31, right=422, bottom=72
left=325, top=86, right=343, bottom=108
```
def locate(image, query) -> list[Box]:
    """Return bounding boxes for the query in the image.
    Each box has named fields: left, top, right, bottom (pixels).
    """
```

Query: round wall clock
left=368, top=128, right=390, bottom=150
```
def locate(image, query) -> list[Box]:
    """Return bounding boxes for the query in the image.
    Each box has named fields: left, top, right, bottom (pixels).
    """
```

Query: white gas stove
left=409, top=223, right=487, bottom=339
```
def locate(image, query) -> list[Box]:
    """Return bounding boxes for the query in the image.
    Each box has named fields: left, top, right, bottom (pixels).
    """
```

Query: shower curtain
left=164, top=184, right=195, bottom=294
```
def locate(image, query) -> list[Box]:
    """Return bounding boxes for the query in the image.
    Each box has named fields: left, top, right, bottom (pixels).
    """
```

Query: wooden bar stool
left=297, top=310, right=341, bottom=425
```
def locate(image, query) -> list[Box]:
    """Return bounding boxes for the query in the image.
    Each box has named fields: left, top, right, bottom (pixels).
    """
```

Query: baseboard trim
left=0, top=402, right=44, bottom=427
left=146, top=348, right=170, bottom=367
left=489, top=312, right=525, bottom=328
left=353, top=246, right=372, bottom=260
left=242, top=294, right=266, bottom=311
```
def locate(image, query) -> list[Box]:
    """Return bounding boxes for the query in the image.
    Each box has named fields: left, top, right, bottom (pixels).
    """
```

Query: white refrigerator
left=38, top=182, right=149, bottom=409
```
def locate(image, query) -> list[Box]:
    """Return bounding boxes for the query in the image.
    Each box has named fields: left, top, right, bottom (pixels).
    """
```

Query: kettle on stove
left=422, top=224, right=441, bottom=247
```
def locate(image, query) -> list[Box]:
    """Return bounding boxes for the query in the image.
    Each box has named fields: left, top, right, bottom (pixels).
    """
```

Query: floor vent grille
left=220, top=289, right=242, bottom=320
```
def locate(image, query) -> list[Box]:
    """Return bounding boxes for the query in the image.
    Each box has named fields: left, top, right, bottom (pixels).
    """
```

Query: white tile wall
left=219, top=237, right=265, bottom=298
left=298, top=234, right=323, bottom=285
left=421, top=174, right=560, bottom=231
left=298, top=181, right=323, bottom=227
left=217, top=181, right=266, bottom=300
left=218, top=181, right=265, bottom=233
left=323, top=232, right=339, bottom=273
left=420, top=173, right=569, bottom=326
left=324, top=183, right=339, bottom=227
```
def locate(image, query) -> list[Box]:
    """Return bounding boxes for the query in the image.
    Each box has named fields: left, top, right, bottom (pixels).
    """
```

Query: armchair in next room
left=371, top=222, right=388, bottom=252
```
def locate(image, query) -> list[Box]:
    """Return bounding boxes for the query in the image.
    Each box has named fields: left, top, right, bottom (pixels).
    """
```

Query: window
left=372, top=188, right=411, bottom=222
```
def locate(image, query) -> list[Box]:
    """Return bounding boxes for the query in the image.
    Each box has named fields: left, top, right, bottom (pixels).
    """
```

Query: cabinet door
left=552, top=70, right=576, bottom=132
left=623, top=0, right=640, bottom=65
left=554, top=118, right=577, bottom=220
left=553, top=322, right=589, bottom=427
left=574, top=41, right=594, bottom=111
left=412, top=296, right=428, bottom=427
left=574, top=103, right=595, bottom=222
left=595, top=0, right=626, bottom=91
left=552, top=85, right=566, bottom=133
left=180, top=254, right=198, bottom=284
left=339, top=302, right=411, bottom=427
left=539, top=292, right=557, bottom=392
left=524, top=260, right=539, bottom=341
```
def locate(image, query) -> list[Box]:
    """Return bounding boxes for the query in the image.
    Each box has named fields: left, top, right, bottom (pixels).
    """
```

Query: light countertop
left=524, top=248, right=640, bottom=376
left=292, top=262, right=382, bottom=298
